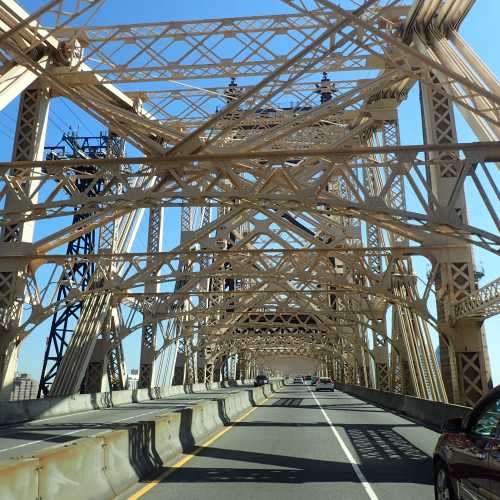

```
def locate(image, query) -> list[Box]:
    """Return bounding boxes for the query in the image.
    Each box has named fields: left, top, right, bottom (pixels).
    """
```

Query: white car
left=315, top=377, right=335, bottom=391
left=293, top=376, right=305, bottom=384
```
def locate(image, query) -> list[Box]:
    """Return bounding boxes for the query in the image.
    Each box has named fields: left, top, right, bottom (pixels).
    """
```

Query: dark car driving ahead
left=254, top=375, right=269, bottom=387
left=434, top=385, right=500, bottom=500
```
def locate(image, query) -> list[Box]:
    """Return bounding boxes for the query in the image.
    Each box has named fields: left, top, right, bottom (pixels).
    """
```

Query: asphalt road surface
left=0, top=385, right=253, bottom=459
left=123, top=384, right=440, bottom=500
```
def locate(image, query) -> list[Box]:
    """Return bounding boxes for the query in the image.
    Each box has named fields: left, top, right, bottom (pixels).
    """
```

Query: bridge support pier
left=371, top=318, right=390, bottom=391
left=235, top=352, right=248, bottom=381
left=139, top=208, right=164, bottom=389
left=80, top=339, right=111, bottom=394
left=183, top=337, right=198, bottom=385
left=0, top=86, right=49, bottom=400
left=420, top=78, right=492, bottom=405
left=79, top=306, right=126, bottom=394
left=391, top=307, right=416, bottom=397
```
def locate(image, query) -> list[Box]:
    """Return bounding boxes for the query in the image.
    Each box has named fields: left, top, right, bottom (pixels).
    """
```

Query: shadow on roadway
left=152, top=432, right=433, bottom=486
left=344, top=424, right=433, bottom=484
left=155, top=447, right=357, bottom=484
left=267, top=395, right=384, bottom=413
left=232, top=421, right=418, bottom=429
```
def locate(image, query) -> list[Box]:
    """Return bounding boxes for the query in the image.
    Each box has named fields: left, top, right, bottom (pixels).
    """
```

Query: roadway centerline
left=118, top=384, right=437, bottom=499
left=309, top=388, right=379, bottom=500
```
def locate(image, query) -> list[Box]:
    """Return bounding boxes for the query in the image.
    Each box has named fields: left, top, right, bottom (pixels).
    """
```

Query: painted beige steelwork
left=0, top=0, right=497, bottom=405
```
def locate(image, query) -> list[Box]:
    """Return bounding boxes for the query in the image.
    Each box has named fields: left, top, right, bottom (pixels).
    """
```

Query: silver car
left=315, top=377, right=335, bottom=391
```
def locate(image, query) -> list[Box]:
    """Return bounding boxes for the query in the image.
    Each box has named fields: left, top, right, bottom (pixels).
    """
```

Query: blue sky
left=1, top=0, right=498, bottom=386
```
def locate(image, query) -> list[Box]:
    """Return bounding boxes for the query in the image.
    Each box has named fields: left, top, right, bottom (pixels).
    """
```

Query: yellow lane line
left=128, top=396, right=272, bottom=500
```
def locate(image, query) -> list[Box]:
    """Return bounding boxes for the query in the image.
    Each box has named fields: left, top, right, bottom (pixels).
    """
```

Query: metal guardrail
left=454, top=277, right=500, bottom=320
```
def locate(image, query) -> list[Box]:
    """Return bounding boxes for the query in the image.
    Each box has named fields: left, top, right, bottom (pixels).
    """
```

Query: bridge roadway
left=122, top=383, right=440, bottom=500
left=0, top=385, right=253, bottom=459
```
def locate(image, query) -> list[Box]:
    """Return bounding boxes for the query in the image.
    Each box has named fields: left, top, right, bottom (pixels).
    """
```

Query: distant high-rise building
left=10, top=373, right=39, bottom=401
left=127, top=369, right=139, bottom=390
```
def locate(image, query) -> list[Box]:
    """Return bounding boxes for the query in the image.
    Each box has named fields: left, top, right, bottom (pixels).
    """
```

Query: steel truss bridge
left=0, top=0, right=498, bottom=408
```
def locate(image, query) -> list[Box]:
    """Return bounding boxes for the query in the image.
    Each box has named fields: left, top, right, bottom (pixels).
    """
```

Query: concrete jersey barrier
left=0, top=379, right=257, bottom=426
left=0, top=381, right=283, bottom=500
left=336, top=382, right=471, bottom=430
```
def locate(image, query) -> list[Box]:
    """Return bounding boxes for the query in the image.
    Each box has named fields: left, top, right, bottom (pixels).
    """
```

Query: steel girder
left=0, top=0, right=497, bottom=404
left=50, top=5, right=409, bottom=85
left=1, top=142, right=499, bottom=253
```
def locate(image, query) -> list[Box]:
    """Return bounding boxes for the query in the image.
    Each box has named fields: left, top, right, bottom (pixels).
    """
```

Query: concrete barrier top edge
left=0, top=380, right=274, bottom=427
left=0, top=382, right=281, bottom=476
left=337, top=382, right=471, bottom=411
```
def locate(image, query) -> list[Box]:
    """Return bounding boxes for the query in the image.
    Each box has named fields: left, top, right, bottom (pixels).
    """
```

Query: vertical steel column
left=377, top=119, right=412, bottom=395
left=334, top=357, right=343, bottom=382
left=38, top=134, right=107, bottom=398
left=379, top=118, right=403, bottom=394
left=138, top=207, right=164, bottom=388
left=326, top=353, right=335, bottom=379
left=381, top=120, right=406, bottom=245
left=370, top=318, right=390, bottom=391
left=175, top=207, right=195, bottom=386
left=365, top=124, right=390, bottom=391
left=183, top=335, right=198, bottom=385
left=226, top=353, right=237, bottom=380
left=0, top=86, right=49, bottom=400
left=236, top=352, right=248, bottom=380
left=420, top=79, right=492, bottom=405
left=380, top=117, right=445, bottom=400
left=80, top=134, right=127, bottom=394
left=197, top=206, right=212, bottom=384
left=346, top=353, right=357, bottom=384
left=49, top=292, right=113, bottom=396
left=391, top=303, right=416, bottom=397
left=364, top=165, right=384, bottom=275
left=212, top=354, right=223, bottom=383
left=49, top=134, right=128, bottom=396
left=203, top=360, right=213, bottom=385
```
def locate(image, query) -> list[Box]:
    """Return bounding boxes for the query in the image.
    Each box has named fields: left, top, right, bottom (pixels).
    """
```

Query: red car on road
left=434, top=385, right=500, bottom=499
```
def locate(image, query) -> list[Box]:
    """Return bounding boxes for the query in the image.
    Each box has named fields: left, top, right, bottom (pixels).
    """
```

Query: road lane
left=125, top=384, right=440, bottom=500
left=311, top=387, right=439, bottom=500
left=0, top=385, right=253, bottom=459
left=309, top=389, right=378, bottom=500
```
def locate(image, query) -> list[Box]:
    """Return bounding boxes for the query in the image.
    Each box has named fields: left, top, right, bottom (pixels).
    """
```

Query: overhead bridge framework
left=0, top=0, right=498, bottom=407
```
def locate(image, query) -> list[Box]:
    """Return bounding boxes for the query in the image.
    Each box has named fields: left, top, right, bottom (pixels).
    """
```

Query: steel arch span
left=0, top=0, right=498, bottom=407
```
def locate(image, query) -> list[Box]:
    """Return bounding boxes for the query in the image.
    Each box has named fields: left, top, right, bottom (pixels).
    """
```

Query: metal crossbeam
left=0, top=0, right=497, bottom=405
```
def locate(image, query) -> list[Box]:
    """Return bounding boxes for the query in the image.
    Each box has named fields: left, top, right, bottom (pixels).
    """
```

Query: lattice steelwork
left=37, top=134, right=107, bottom=397
left=0, top=0, right=498, bottom=406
